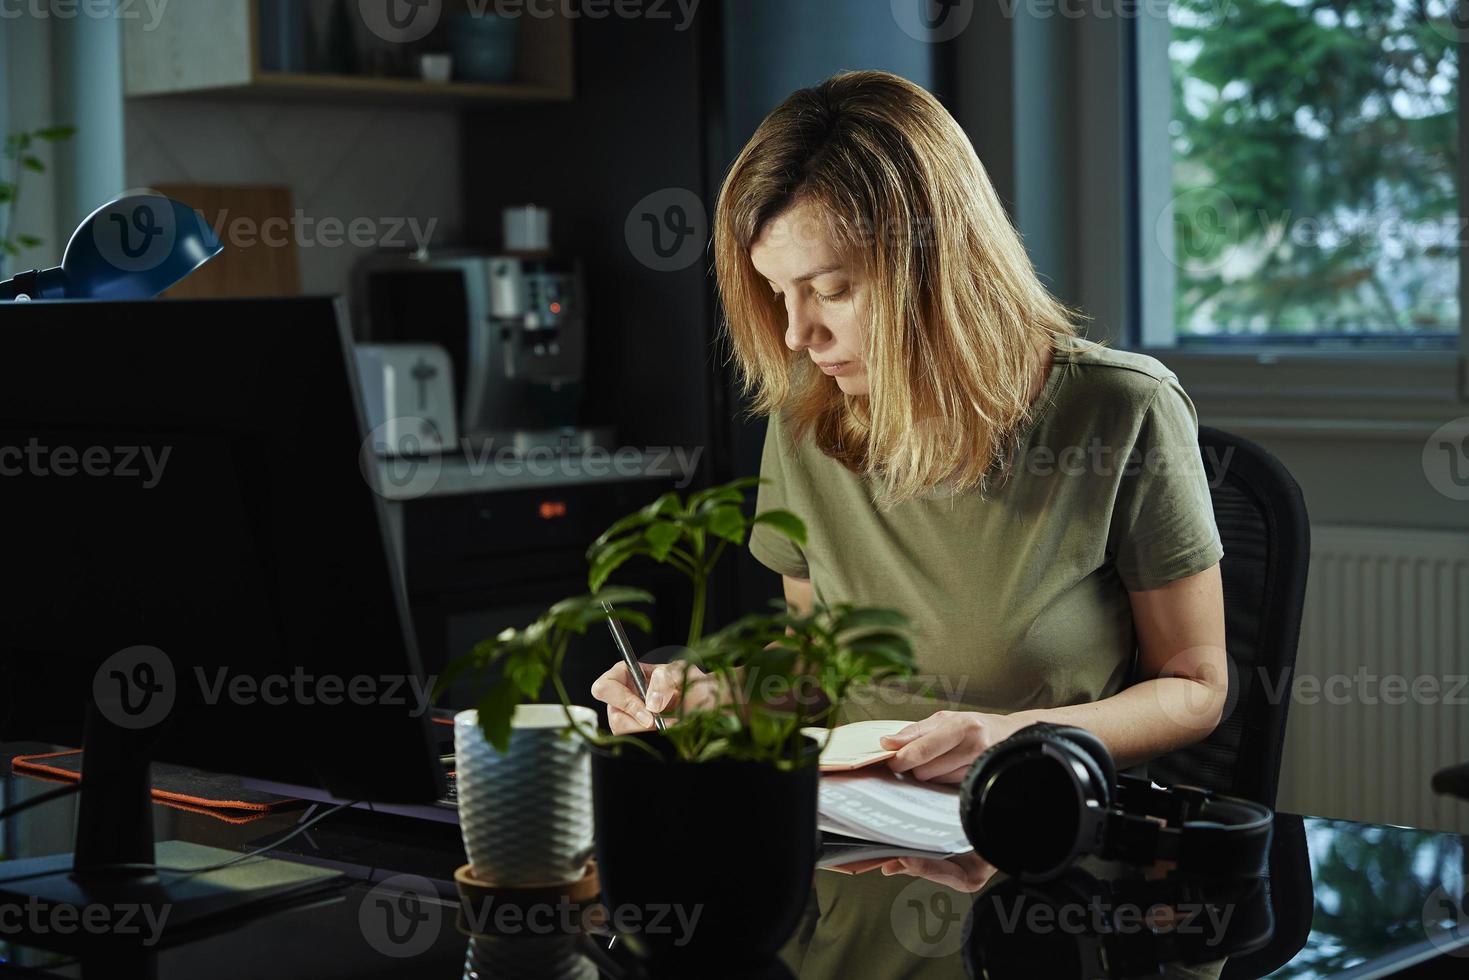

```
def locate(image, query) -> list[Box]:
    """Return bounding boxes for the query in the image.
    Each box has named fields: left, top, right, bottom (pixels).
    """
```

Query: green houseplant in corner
left=439, top=476, right=917, bottom=966
left=0, top=125, right=76, bottom=279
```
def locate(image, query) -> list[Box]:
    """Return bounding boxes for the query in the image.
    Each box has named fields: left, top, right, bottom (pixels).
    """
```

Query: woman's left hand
left=879, top=851, right=998, bottom=892
left=880, top=710, right=1029, bottom=784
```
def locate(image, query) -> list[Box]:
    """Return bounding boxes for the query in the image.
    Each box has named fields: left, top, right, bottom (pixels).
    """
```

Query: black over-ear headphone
left=963, top=867, right=1275, bottom=979
left=959, top=723, right=1274, bottom=882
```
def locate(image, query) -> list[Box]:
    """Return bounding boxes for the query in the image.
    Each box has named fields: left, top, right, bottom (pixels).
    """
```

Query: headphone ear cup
left=992, top=723, right=1116, bottom=807
left=1037, top=725, right=1117, bottom=808
left=961, top=723, right=1118, bottom=879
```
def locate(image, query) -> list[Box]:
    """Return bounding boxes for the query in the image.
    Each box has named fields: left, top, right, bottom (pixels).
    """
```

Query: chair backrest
left=1146, top=426, right=1311, bottom=809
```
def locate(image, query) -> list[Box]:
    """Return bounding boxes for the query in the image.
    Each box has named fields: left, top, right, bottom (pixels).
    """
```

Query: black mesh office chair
left=1146, top=426, right=1311, bottom=810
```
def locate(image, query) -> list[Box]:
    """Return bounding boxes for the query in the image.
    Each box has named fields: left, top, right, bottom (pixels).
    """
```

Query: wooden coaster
left=454, top=861, right=601, bottom=938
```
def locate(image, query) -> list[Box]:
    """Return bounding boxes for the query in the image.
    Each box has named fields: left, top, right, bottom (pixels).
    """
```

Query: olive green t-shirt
left=748, top=338, right=1223, bottom=722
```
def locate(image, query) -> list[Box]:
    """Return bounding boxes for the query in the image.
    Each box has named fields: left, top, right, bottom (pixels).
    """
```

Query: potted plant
left=0, top=125, right=75, bottom=279
left=440, top=477, right=917, bottom=966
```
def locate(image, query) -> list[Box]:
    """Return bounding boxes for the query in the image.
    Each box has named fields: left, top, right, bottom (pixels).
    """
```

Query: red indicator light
left=538, top=500, right=567, bottom=519
left=549, top=302, right=562, bottom=314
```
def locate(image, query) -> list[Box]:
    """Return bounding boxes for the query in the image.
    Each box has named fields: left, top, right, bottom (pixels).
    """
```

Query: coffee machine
left=354, top=249, right=612, bottom=454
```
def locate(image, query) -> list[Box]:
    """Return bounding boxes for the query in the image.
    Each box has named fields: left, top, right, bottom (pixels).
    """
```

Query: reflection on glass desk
left=1, top=744, right=1466, bottom=979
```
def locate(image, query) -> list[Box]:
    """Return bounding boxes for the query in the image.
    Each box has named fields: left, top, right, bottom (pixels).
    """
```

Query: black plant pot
left=591, top=734, right=819, bottom=969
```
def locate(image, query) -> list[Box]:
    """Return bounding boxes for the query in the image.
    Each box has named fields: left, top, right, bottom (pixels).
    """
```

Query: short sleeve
left=1109, top=377, right=1224, bottom=592
left=748, top=412, right=810, bottom=580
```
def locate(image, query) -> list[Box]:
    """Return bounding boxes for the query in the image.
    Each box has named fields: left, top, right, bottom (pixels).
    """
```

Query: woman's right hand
left=589, top=660, right=718, bottom=734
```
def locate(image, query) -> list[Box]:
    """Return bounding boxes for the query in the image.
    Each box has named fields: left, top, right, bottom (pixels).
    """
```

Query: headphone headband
left=961, top=724, right=1275, bottom=881
left=1106, top=774, right=1274, bottom=875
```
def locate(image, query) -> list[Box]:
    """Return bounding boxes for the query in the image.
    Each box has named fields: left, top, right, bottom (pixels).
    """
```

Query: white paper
left=817, top=768, right=971, bottom=853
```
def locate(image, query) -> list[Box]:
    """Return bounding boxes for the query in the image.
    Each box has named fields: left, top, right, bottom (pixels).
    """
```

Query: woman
left=591, top=69, right=1227, bottom=785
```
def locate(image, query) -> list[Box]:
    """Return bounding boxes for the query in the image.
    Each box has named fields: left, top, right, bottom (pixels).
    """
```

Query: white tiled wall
left=124, top=98, right=465, bottom=297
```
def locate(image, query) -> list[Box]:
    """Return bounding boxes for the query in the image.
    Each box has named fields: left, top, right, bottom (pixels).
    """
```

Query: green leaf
left=16, top=235, right=41, bottom=248
left=0, top=184, right=14, bottom=203
left=20, top=156, right=44, bottom=174
left=688, top=476, right=761, bottom=512
left=705, top=504, right=746, bottom=545
left=751, top=509, right=807, bottom=548
left=0, top=241, right=20, bottom=257
left=476, top=678, right=524, bottom=754
left=587, top=537, right=645, bottom=592
left=642, top=520, right=682, bottom=560
left=593, top=584, right=657, bottom=606
left=640, top=491, right=685, bottom=520
left=547, top=589, right=653, bottom=635
left=749, top=707, right=795, bottom=750
left=694, top=738, right=731, bottom=763
left=504, top=646, right=548, bottom=699
left=586, top=510, right=653, bottom=553
left=33, top=125, right=75, bottom=142
left=843, top=635, right=917, bottom=674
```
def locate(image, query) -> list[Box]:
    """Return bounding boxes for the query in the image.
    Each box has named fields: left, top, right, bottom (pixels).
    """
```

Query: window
left=1138, top=0, right=1462, bottom=349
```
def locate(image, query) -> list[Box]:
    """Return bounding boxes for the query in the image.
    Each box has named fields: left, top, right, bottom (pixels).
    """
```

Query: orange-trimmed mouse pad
left=11, top=749, right=300, bottom=826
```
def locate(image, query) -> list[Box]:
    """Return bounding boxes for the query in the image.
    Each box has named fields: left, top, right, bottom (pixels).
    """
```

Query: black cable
left=131, top=798, right=363, bottom=879
left=0, top=798, right=361, bottom=887
left=0, top=783, right=81, bottom=823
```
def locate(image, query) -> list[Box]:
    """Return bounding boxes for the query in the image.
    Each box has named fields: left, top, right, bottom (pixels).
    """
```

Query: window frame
left=1128, top=4, right=1469, bottom=403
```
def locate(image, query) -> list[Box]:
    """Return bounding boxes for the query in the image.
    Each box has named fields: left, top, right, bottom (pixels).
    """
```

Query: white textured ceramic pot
left=463, top=935, right=598, bottom=980
left=455, top=704, right=596, bottom=886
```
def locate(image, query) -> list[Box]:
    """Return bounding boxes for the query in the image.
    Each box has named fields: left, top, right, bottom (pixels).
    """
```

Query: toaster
left=355, top=343, right=459, bottom=456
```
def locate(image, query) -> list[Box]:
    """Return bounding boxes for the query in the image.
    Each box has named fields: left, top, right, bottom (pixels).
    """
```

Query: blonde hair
left=715, top=70, right=1089, bottom=509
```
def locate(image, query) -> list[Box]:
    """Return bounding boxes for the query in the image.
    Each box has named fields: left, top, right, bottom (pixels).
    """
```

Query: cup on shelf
left=449, top=14, right=519, bottom=84
left=419, top=52, right=454, bottom=84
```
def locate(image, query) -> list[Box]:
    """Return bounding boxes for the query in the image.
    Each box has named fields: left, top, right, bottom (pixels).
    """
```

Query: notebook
left=818, top=834, right=967, bottom=874
left=817, top=768, right=972, bottom=855
left=801, top=719, right=912, bottom=772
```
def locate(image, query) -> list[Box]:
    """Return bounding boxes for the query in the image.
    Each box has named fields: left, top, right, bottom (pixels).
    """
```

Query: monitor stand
left=0, top=706, right=344, bottom=953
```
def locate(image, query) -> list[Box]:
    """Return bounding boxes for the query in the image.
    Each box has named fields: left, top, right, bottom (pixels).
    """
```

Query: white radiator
left=1276, top=525, right=1469, bottom=833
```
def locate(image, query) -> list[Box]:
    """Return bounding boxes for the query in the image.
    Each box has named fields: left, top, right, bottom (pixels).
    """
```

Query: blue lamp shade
left=0, top=193, right=223, bottom=301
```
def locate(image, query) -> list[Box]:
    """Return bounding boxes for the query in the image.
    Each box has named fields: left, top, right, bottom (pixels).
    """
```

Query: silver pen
left=601, top=600, right=666, bottom=732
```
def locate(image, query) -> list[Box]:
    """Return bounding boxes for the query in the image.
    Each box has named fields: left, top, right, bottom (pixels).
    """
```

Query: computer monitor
left=0, top=297, right=446, bottom=937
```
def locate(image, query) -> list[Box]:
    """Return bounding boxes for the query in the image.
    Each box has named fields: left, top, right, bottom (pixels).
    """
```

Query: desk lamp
left=0, top=192, right=222, bottom=301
